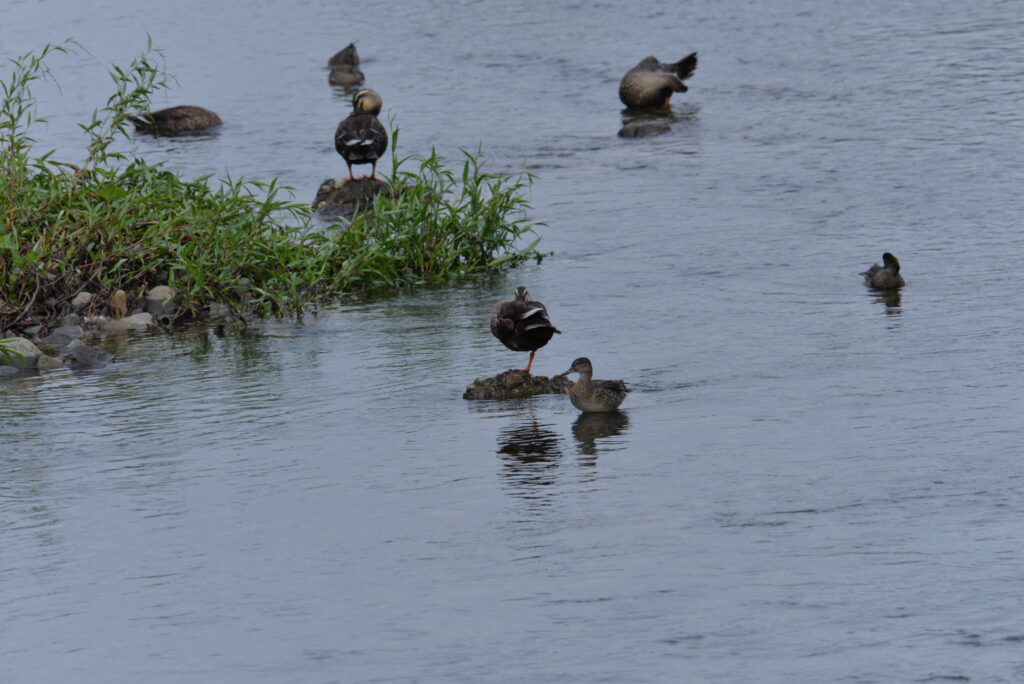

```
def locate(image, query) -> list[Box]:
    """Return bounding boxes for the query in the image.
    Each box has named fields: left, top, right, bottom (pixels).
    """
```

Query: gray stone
left=144, top=286, right=176, bottom=316
left=62, top=314, right=82, bottom=327
left=38, top=325, right=83, bottom=347
left=99, top=312, right=151, bottom=332
left=21, top=325, right=40, bottom=337
left=463, top=369, right=574, bottom=400
left=207, top=302, right=233, bottom=320
left=65, top=339, right=84, bottom=351
left=71, top=291, right=94, bottom=309
left=617, top=121, right=672, bottom=139
left=0, top=365, right=18, bottom=377
left=69, top=344, right=112, bottom=369
left=0, top=337, right=44, bottom=370
left=313, top=177, right=390, bottom=219
left=36, top=355, right=64, bottom=371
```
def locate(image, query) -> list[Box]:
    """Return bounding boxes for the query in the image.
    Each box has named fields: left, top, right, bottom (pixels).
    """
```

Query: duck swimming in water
left=327, top=43, right=365, bottom=86
left=490, top=286, right=561, bottom=373
left=619, top=53, right=698, bottom=109
left=334, top=89, right=388, bottom=181
left=861, top=252, right=906, bottom=289
left=558, top=357, right=630, bottom=413
left=128, top=105, right=222, bottom=135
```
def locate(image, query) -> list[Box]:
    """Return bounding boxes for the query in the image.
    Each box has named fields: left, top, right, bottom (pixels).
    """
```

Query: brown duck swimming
left=490, top=286, right=561, bottom=373
left=334, top=89, right=388, bottom=181
left=558, top=357, right=630, bottom=413
left=619, top=53, right=698, bottom=109
left=861, top=252, right=905, bottom=289
left=327, top=43, right=365, bottom=86
left=128, top=105, right=223, bottom=135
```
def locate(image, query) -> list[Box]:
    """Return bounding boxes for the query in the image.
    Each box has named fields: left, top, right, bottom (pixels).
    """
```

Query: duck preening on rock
left=557, top=357, right=630, bottom=413
left=619, top=52, right=698, bottom=109
left=128, top=105, right=223, bottom=135
left=861, top=252, right=905, bottom=289
left=328, top=43, right=365, bottom=86
left=335, top=89, right=388, bottom=181
left=490, top=286, right=561, bottom=373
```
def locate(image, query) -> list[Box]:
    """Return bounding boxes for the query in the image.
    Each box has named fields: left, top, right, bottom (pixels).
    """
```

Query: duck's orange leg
left=521, top=350, right=536, bottom=373
left=662, top=96, right=672, bottom=109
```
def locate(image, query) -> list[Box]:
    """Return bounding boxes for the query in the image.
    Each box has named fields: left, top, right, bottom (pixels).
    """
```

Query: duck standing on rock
left=558, top=357, right=630, bottom=413
left=129, top=105, right=223, bottom=135
left=335, top=89, right=388, bottom=181
left=619, top=53, right=698, bottom=109
left=490, top=286, right=561, bottom=373
left=861, top=252, right=906, bottom=289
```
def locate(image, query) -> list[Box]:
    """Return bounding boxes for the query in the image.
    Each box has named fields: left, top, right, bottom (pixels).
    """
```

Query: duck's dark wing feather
left=670, top=52, right=698, bottom=81
left=129, top=105, right=222, bottom=134
left=334, top=113, right=388, bottom=164
left=490, top=298, right=560, bottom=352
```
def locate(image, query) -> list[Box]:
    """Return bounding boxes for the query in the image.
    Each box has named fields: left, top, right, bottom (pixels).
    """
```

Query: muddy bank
left=463, top=369, right=573, bottom=400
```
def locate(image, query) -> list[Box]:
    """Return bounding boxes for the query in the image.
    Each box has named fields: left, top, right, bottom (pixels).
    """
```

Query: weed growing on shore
left=0, top=41, right=541, bottom=329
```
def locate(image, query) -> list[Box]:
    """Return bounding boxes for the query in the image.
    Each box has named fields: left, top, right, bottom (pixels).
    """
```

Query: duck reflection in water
left=871, top=289, right=902, bottom=313
left=497, top=415, right=564, bottom=499
left=572, top=411, right=630, bottom=458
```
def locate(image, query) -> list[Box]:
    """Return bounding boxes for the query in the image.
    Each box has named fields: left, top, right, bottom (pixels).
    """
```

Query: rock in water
left=463, top=369, right=574, bottom=400
left=69, top=344, right=112, bottom=369
left=145, top=286, right=177, bottom=317
left=1, top=337, right=44, bottom=370
left=313, top=178, right=389, bottom=219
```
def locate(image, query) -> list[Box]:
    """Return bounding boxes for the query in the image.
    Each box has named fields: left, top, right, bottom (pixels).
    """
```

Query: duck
left=619, top=52, right=698, bottom=109
left=558, top=357, right=630, bottom=413
left=128, top=105, right=222, bottom=135
left=490, top=286, right=561, bottom=373
left=334, top=89, right=388, bottom=181
left=861, top=252, right=905, bottom=289
left=327, top=43, right=365, bottom=86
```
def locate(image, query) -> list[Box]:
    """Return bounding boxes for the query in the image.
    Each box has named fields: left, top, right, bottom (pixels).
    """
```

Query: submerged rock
left=99, top=312, right=153, bottom=332
left=618, top=121, right=671, bottom=138
left=463, top=369, right=574, bottom=400
left=69, top=344, right=112, bottom=369
left=37, top=324, right=83, bottom=347
left=313, top=177, right=389, bottom=219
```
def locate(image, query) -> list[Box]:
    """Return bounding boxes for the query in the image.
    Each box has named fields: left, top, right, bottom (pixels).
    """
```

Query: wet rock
left=65, top=338, right=84, bottom=352
left=0, top=365, right=18, bottom=377
left=618, top=122, right=671, bottom=138
left=71, top=291, right=94, bottom=310
left=99, top=312, right=152, bottom=332
left=1, top=337, right=44, bottom=370
left=206, top=302, right=233, bottom=320
left=313, top=177, right=389, bottom=219
left=21, top=325, right=41, bottom=337
left=109, top=289, right=129, bottom=319
left=62, top=314, right=82, bottom=327
left=463, top=369, right=575, bottom=400
left=145, top=286, right=177, bottom=317
left=36, top=355, right=64, bottom=371
left=69, top=344, right=112, bottom=369
left=37, top=324, right=83, bottom=347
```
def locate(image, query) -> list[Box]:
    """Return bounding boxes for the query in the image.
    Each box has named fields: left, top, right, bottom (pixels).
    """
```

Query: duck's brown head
left=513, top=286, right=530, bottom=302
left=882, top=252, right=901, bottom=273
left=353, top=89, right=383, bottom=115
left=562, top=357, right=593, bottom=376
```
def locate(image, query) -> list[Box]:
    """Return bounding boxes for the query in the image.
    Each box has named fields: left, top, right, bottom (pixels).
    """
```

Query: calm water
left=3, top=1, right=1024, bottom=682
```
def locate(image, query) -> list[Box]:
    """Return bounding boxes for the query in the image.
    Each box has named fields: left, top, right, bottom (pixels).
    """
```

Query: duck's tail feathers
left=672, top=52, right=698, bottom=81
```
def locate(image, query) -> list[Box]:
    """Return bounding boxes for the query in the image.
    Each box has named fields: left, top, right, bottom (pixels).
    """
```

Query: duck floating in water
left=619, top=53, right=698, bottom=109
left=861, top=252, right=905, bottom=289
left=327, top=43, right=365, bottom=86
left=334, top=89, right=388, bottom=181
left=558, top=357, right=630, bottom=413
left=128, top=105, right=222, bottom=135
left=490, top=286, right=561, bottom=373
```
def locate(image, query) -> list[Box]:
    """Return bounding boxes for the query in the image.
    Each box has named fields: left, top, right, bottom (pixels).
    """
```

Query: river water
left=2, top=1, right=1024, bottom=682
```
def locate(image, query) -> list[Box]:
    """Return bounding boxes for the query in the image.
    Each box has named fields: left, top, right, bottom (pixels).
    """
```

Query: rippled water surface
left=3, top=1, right=1024, bottom=682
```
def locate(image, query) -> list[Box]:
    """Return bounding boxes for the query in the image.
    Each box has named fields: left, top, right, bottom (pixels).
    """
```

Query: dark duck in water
left=861, top=252, right=906, bottom=289
left=327, top=43, right=365, bottom=86
left=490, top=286, right=561, bottom=373
left=619, top=53, right=698, bottom=109
left=128, top=105, right=223, bottom=134
left=334, top=89, right=388, bottom=181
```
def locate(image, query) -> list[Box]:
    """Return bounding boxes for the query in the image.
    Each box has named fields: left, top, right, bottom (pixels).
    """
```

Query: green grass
left=0, top=40, right=542, bottom=329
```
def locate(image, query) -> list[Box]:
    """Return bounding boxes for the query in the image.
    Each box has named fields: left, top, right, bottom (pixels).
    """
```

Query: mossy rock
left=463, top=369, right=574, bottom=400
left=313, top=177, right=390, bottom=219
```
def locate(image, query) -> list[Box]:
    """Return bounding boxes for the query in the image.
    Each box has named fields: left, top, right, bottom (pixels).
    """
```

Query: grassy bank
left=1, top=41, right=541, bottom=331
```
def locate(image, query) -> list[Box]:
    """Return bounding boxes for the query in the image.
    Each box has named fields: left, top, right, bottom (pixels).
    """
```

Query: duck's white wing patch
left=519, top=307, right=545, bottom=320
